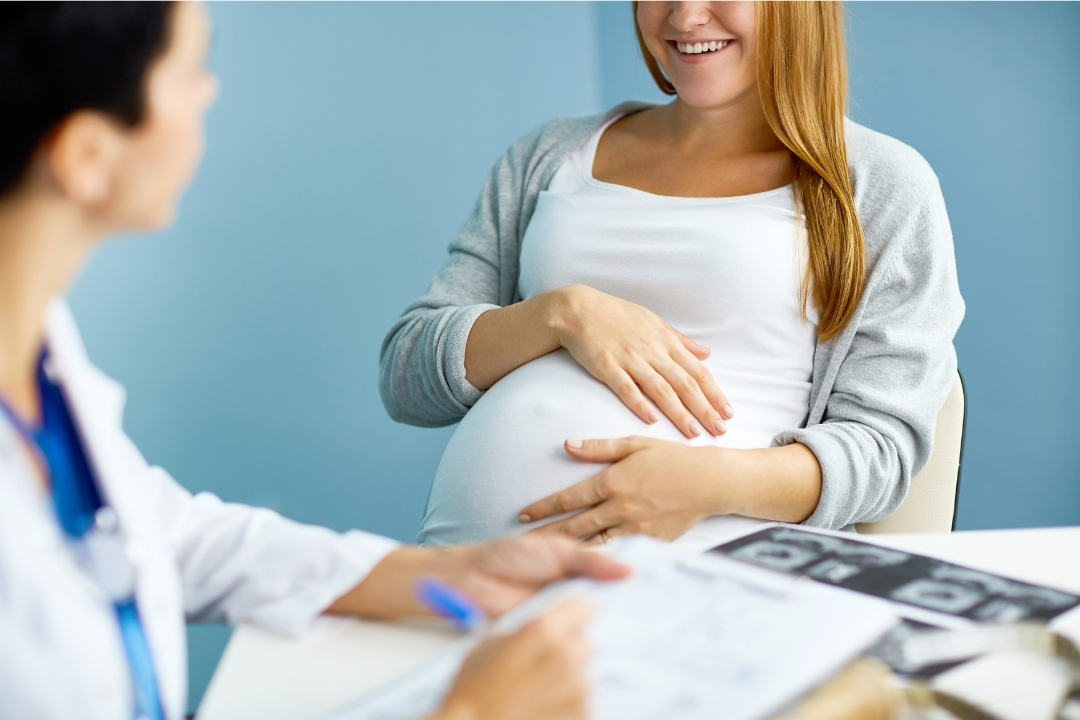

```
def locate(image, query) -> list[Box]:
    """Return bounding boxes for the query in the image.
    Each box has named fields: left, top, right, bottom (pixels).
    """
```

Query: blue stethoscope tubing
left=0, top=349, right=164, bottom=720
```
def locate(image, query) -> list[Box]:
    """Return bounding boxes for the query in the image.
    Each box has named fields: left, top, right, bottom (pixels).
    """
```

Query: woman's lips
left=669, top=38, right=734, bottom=64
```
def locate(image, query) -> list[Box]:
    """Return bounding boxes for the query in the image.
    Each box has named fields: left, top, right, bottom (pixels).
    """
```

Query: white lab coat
left=0, top=300, right=399, bottom=720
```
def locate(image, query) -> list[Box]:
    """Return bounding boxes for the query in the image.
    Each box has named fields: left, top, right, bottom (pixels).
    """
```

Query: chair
left=856, top=369, right=966, bottom=534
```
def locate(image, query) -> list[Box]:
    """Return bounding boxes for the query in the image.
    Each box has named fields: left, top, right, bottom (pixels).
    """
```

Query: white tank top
left=420, top=116, right=818, bottom=548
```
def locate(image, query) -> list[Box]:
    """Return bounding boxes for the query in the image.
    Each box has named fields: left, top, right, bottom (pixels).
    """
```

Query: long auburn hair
left=634, top=2, right=864, bottom=341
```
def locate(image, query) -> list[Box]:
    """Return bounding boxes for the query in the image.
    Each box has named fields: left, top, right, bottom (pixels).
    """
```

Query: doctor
left=0, top=3, right=630, bottom=720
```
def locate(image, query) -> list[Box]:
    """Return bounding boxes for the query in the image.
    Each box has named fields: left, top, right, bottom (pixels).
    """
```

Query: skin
left=465, top=1, right=823, bottom=545
left=0, top=5, right=629, bottom=719
left=436, top=599, right=593, bottom=720
left=332, top=539, right=621, bottom=720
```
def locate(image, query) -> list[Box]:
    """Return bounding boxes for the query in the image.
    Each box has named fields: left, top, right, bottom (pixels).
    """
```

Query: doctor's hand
left=465, top=284, right=733, bottom=439
left=431, top=600, right=593, bottom=720
left=520, top=437, right=728, bottom=544
left=325, top=534, right=629, bottom=621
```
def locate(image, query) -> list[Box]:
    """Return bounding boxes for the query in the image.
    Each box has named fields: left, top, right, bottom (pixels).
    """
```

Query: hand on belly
left=518, top=436, right=729, bottom=545
left=419, top=350, right=794, bottom=546
left=420, top=351, right=730, bottom=545
left=542, top=284, right=734, bottom=438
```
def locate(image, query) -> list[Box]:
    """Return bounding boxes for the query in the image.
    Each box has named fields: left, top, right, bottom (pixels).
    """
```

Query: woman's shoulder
left=502, top=101, right=657, bottom=172
left=844, top=120, right=955, bottom=277
left=844, top=119, right=942, bottom=210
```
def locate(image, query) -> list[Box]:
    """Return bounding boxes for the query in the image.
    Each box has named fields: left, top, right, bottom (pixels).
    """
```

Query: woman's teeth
left=676, top=40, right=729, bottom=55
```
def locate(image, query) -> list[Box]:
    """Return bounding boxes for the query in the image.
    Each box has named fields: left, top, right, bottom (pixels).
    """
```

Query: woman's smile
left=668, top=38, right=735, bottom=64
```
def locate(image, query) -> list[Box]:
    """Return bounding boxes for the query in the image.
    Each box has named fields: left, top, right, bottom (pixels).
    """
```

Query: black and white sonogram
left=711, top=526, right=1080, bottom=623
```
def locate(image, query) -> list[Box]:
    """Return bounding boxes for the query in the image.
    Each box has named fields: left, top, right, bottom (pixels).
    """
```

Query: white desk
left=196, top=526, right=1080, bottom=720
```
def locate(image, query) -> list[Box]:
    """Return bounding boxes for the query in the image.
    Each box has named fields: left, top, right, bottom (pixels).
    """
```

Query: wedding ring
left=599, top=529, right=611, bottom=545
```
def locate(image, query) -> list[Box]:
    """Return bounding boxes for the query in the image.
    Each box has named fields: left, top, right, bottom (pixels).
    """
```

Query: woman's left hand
left=519, top=437, right=730, bottom=545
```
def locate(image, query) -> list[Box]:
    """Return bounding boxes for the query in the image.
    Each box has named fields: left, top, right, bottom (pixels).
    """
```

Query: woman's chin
left=671, top=85, right=757, bottom=113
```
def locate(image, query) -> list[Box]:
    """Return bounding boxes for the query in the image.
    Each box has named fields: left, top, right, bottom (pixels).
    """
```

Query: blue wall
left=65, top=2, right=1079, bottom=712
left=69, top=3, right=600, bottom=710
left=843, top=2, right=1080, bottom=530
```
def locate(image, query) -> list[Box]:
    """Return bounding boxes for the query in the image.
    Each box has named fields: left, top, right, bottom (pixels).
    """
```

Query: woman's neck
left=596, top=88, right=793, bottom=199
left=0, top=192, right=98, bottom=422
left=659, top=92, right=786, bottom=158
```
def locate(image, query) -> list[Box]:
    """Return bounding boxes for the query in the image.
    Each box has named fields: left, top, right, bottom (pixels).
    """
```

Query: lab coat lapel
left=42, top=298, right=187, bottom=720
left=42, top=300, right=132, bottom=513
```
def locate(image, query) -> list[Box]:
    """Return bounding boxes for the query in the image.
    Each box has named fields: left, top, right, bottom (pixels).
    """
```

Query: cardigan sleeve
left=775, top=180, right=965, bottom=529
left=378, top=107, right=636, bottom=428
left=378, top=116, right=583, bottom=428
left=377, top=150, right=517, bottom=428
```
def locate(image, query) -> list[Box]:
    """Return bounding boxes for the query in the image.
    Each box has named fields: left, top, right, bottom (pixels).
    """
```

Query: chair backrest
left=856, top=369, right=966, bottom=534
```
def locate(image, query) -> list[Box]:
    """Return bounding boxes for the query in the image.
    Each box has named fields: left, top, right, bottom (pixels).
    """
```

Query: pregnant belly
left=419, top=350, right=803, bottom=546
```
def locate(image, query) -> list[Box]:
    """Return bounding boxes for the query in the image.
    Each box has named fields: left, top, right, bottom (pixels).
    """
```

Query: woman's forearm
left=463, top=289, right=566, bottom=390
left=707, top=443, right=823, bottom=523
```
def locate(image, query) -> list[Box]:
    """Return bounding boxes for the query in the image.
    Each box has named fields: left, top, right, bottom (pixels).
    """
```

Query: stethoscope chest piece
left=74, top=506, right=137, bottom=603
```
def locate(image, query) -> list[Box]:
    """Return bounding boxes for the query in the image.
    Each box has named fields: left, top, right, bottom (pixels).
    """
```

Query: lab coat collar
left=43, top=299, right=132, bottom=518
left=42, top=298, right=187, bottom=719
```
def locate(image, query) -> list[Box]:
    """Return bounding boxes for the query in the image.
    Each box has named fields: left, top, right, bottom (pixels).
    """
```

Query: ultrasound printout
left=329, top=536, right=896, bottom=720
left=711, top=525, right=1080, bottom=624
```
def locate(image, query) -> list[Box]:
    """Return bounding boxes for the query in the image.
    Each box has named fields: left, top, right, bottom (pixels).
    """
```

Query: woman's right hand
left=464, top=284, right=732, bottom=438
left=433, top=600, right=594, bottom=720
left=548, top=284, right=732, bottom=438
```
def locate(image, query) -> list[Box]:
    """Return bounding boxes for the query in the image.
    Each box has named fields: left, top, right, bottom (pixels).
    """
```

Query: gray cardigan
left=379, top=102, right=965, bottom=530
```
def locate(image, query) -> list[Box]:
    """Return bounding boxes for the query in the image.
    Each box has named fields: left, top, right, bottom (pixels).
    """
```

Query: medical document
left=326, top=536, right=897, bottom=720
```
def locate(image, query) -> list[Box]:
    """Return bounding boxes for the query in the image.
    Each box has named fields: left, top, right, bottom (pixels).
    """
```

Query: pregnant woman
left=381, top=1, right=964, bottom=548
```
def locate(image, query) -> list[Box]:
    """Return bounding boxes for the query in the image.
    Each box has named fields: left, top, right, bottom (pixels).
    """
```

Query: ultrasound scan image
left=712, top=526, right=1080, bottom=623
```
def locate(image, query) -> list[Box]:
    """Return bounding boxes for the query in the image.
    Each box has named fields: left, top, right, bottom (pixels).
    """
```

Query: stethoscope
left=0, top=349, right=159, bottom=720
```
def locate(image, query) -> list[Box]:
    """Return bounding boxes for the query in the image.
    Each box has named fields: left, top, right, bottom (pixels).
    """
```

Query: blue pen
left=416, top=577, right=489, bottom=632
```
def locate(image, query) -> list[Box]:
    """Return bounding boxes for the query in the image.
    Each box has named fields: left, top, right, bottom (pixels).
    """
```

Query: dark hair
left=0, top=2, right=174, bottom=196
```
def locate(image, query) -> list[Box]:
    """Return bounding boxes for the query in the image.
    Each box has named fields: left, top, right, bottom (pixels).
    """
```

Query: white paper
left=326, top=536, right=897, bottom=720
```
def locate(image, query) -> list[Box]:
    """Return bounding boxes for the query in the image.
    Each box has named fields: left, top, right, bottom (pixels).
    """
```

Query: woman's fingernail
left=566, top=438, right=584, bottom=449
left=647, top=410, right=659, bottom=423
left=519, top=513, right=532, bottom=523
left=724, top=404, right=734, bottom=418
left=688, top=421, right=702, bottom=437
left=714, top=419, right=727, bottom=434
